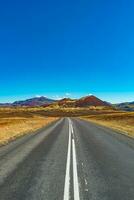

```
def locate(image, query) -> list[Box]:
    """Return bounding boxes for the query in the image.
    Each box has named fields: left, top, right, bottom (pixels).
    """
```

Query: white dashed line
left=72, top=138, right=80, bottom=200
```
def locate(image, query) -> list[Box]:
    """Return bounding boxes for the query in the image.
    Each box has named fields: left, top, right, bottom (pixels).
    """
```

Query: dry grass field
left=0, top=106, right=116, bottom=145
left=82, top=112, right=134, bottom=138
left=0, top=107, right=58, bottom=145
left=1, top=106, right=133, bottom=145
left=34, top=106, right=119, bottom=117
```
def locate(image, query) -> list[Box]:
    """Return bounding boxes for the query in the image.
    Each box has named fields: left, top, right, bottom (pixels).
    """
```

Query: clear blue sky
left=0, top=0, right=134, bottom=103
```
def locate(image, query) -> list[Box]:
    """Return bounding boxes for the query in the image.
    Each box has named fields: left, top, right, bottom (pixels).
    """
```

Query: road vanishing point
left=0, top=118, right=134, bottom=200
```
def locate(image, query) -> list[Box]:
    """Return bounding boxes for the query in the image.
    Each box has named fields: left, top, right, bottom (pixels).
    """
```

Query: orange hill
left=75, top=95, right=110, bottom=107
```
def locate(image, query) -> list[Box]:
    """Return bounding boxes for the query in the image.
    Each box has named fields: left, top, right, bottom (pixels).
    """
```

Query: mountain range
left=0, top=95, right=133, bottom=111
left=116, top=101, right=134, bottom=111
left=0, top=96, right=56, bottom=107
left=0, top=95, right=110, bottom=108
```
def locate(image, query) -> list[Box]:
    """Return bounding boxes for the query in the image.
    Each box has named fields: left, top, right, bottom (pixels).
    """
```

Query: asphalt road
left=0, top=118, right=134, bottom=200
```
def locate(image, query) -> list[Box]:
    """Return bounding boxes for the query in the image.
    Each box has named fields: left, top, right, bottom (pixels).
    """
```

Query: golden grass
left=0, top=108, right=58, bottom=145
left=81, top=112, right=134, bottom=138
left=0, top=106, right=118, bottom=117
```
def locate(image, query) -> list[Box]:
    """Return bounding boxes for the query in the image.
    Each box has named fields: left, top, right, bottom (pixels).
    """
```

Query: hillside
left=116, top=101, right=134, bottom=111
left=57, top=98, right=76, bottom=107
left=75, top=95, right=110, bottom=107
left=43, top=95, right=111, bottom=108
left=0, top=96, right=56, bottom=107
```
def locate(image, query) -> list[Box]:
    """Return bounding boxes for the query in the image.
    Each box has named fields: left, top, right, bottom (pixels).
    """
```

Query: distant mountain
left=75, top=95, right=110, bottom=107
left=116, top=101, right=134, bottom=111
left=46, top=95, right=111, bottom=108
left=13, top=96, right=56, bottom=107
left=0, top=95, right=113, bottom=108
left=0, top=96, right=56, bottom=107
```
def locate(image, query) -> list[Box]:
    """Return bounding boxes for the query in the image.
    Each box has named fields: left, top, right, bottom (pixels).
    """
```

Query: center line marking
left=63, top=119, right=71, bottom=200
left=63, top=118, right=80, bottom=200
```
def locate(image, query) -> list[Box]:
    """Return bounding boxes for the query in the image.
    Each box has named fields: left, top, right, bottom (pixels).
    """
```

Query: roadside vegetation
left=81, top=112, right=134, bottom=138
left=0, top=107, right=58, bottom=145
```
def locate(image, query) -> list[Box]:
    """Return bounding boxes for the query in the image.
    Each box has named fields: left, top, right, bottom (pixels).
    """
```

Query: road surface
left=0, top=118, right=134, bottom=200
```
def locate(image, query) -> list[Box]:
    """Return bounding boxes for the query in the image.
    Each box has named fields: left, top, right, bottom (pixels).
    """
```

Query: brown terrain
left=0, top=107, right=58, bottom=145
left=75, top=95, right=109, bottom=107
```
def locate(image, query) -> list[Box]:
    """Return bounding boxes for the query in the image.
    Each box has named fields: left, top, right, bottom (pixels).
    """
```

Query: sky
left=0, top=0, right=134, bottom=103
